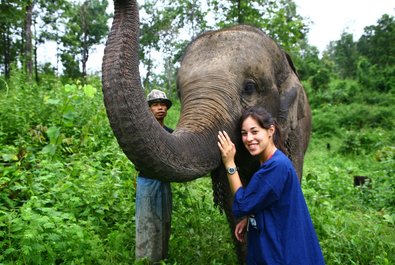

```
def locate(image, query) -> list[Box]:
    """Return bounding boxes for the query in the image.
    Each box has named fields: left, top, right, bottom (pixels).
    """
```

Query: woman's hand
left=218, top=130, right=242, bottom=194
left=234, top=217, right=248, bottom=242
left=217, top=131, right=236, bottom=166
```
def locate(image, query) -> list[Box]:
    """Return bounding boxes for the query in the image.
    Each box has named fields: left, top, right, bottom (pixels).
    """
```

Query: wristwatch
left=226, top=166, right=237, bottom=175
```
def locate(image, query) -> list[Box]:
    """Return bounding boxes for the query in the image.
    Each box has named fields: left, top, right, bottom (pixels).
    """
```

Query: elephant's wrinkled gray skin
left=102, top=0, right=311, bottom=263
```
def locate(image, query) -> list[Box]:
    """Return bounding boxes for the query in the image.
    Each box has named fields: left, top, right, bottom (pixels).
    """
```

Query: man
left=135, top=89, right=173, bottom=263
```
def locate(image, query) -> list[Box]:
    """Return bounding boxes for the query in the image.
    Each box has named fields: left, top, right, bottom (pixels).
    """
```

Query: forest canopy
left=1, top=0, right=394, bottom=95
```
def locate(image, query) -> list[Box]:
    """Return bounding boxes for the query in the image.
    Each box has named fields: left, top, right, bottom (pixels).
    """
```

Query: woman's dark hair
left=239, top=106, right=287, bottom=154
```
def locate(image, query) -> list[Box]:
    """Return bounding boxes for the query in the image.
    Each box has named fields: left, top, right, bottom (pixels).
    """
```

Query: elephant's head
left=102, top=0, right=311, bottom=183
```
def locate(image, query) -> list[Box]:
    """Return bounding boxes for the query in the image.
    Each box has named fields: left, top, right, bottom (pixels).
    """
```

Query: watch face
left=227, top=167, right=236, bottom=174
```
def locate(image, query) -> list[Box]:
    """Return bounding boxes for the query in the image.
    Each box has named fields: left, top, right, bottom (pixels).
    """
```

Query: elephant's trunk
left=102, top=0, right=225, bottom=181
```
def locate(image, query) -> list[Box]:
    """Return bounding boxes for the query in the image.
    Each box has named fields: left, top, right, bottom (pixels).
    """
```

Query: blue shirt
left=233, top=150, right=325, bottom=265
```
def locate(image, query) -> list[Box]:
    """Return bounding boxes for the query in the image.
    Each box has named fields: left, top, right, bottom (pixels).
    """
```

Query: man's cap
left=147, top=89, right=172, bottom=109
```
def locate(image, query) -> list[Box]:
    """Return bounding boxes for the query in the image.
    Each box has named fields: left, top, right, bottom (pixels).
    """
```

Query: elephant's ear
left=284, top=51, right=299, bottom=79
left=278, top=52, right=309, bottom=137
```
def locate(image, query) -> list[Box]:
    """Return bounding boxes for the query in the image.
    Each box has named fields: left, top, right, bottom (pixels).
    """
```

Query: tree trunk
left=33, top=17, right=39, bottom=83
left=25, top=0, right=34, bottom=79
left=143, top=55, right=152, bottom=90
left=237, top=0, right=242, bottom=24
left=81, top=3, right=88, bottom=78
left=82, top=32, right=88, bottom=78
left=3, top=33, right=11, bottom=79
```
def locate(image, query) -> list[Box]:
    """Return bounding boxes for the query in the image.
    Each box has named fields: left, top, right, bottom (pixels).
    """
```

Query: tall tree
left=209, top=0, right=308, bottom=53
left=139, top=0, right=207, bottom=93
left=36, top=0, right=70, bottom=75
left=357, top=14, right=395, bottom=67
left=0, top=0, right=25, bottom=78
left=61, top=0, right=110, bottom=78
left=356, top=14, right=395, bottom=92
left=327, top=32, right=358, bottom=79
left=24, top=0, right=34, bottom=79
left=293, top=40, right=321, bottom=81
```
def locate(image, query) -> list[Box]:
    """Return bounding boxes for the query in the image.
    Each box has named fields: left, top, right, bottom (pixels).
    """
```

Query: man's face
left=149, top=102, right=168, bottom=121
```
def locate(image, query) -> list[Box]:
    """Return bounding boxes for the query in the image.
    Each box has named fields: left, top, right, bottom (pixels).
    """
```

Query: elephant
left=102, top=0, right=311, bottom=263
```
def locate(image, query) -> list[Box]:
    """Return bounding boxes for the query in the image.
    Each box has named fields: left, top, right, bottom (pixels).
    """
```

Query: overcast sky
left=38, top=1, right=395, bottom=73
left=293, top=0, right=395, bottom=52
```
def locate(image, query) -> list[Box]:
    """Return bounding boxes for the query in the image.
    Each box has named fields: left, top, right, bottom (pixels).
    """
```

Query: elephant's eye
left=243, top=80, right=257, bottom=95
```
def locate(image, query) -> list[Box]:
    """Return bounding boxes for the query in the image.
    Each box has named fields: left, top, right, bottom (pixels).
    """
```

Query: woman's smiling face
left=241, top=116, right=275, bottom=163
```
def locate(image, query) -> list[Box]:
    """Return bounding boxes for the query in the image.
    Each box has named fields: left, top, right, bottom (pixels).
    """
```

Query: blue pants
left=135, top=176, right=172, bottom=262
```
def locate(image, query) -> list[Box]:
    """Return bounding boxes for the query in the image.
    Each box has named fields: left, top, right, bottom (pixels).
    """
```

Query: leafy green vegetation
left=1, top=62, right=394, bottom=265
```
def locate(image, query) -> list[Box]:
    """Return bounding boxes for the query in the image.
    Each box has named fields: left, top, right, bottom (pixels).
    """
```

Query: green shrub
left=339, top=130, right=380, bottom=155
left=311, top=67, right=331, bottom=91
left=375, top=146, right=395, bottom=163
left=357, top=55, right=395, bottom=93
left=338, top=104, right=394, bottom=130
left=311, top=106, right=342, bottom=137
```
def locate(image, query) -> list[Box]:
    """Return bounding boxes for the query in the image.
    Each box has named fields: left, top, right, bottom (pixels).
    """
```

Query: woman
left=217, top=106, right=325, bottom=265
